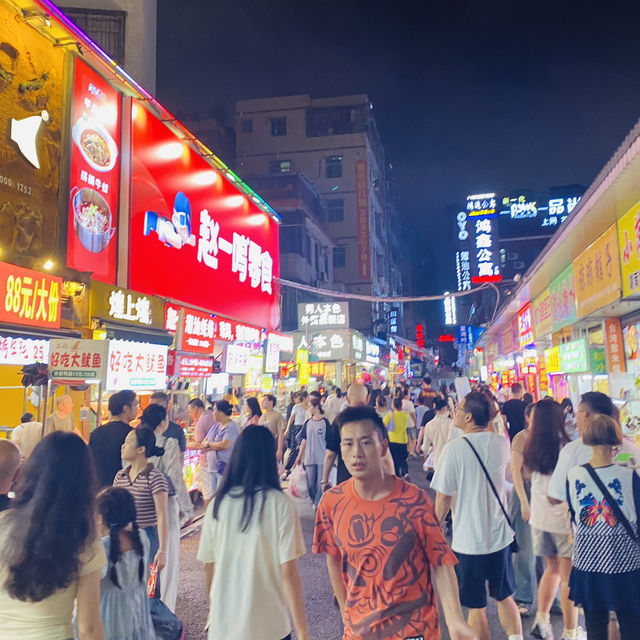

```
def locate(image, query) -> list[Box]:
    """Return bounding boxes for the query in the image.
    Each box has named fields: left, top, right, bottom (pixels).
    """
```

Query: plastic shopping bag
left=287, top=464, right=309, bottom=500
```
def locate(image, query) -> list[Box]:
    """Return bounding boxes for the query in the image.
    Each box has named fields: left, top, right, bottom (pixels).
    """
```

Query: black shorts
left=454, top=545, right=515, bottom=609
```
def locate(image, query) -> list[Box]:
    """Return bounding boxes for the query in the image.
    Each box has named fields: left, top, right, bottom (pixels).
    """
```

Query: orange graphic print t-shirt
left=313, top=477, right=457, bottom=640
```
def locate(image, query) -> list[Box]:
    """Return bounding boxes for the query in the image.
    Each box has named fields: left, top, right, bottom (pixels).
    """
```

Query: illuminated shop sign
left=0, top=336, right=49, bottom=365
left=215, top=317, right=262, bottom=343
left=517, top=303, right=534, bottom=348
left=91, top=281, right=164, bottom=329
left=559, top=339, right=589, bottom=373
left=473, top=216, right=500, bottom=282
left=223, top=343, right=250, bottom=374
left=466, top=193, right=497, bottom=217
left=389, top=307, right=399, bottom=333
left=0, top=262, right=62, bottom=329
left=164, top=303, right=215, bottom=355
left=106, top=340, right=168, bottom=390
left=49, top=338, right=108, bottom=380
left=456, top=250, right=472, bottom=291
left=444, top=294, right=457, bottom=325
left=297, top=302, right=349, bottom=330
left=365, top=340, right=380, bottom=364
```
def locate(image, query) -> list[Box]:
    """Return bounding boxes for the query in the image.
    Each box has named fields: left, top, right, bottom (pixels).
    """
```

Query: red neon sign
left=439, top=334, right=455, bottom=342
left=416, top=324, right=424, bottom=348
left=472, top=275, right=503, bottom=283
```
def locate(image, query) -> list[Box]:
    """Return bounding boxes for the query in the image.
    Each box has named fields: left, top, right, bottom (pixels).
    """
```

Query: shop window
left=241, top=118, right=253, bottom=133
left=270, top=117, right=287, bottom=136
left=327, top=199, right=344, bottom=222
left=269, top=159, right=292, bottom=174
left=326, top=156, right=343, bottom=178
left=333, top=246, right=346, bottom=269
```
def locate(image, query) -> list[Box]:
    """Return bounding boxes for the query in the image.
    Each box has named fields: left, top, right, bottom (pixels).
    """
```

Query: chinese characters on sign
left=91, top=282, right=164, bottom=329
left=223, top=343, right=250, bottom=374
left=604, top=318, right=626, bottom=374
left=296, top=330, right=350, bottom=361
left=572, top=225, right=621, bottom=319
left=170, top=353, right=214, bottom=378
left=0, top=262, right=61, bottom=329
left=49, top=339, right=108, bottom=380
left=466, top=193, right=497, bottom=217
left=355, top=160, right=371, bottom=280
left=164, top=304, right=215, bottom=354
left=549, top=265, right=577, bottom=331
left=365, top=340, right=380, bottom=364
left=0, top=336, right=49, bottom=365
left=517, top=303, right=534, bottom=349
left=617, top=201, right=640, bottom=298
left=456, top=249, right=472, bottom=291
left=215, top=318, right=262, bottom=343
left=106, top=340, right=168, bottom=391
left=541, top=197, right=579, bottom=227
left=532, top=289, right=553, bottom=338
left=297, top=302, right=349, bottom=330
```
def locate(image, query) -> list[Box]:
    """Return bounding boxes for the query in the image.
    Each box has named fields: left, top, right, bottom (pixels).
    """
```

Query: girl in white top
left=522, top=400, right=582, bottom=640
left=197, top=426, right=310, bottom=640
left=0, top=431, right=105, bottom=640
left=420, top=397, right=462, bottom=469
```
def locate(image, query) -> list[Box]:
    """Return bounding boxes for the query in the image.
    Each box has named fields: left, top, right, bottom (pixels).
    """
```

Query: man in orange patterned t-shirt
left=313, top=406, right=476, bottom=640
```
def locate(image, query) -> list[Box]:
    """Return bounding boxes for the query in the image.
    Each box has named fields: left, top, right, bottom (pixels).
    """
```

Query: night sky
left=156, top=0, right=640, bottom=328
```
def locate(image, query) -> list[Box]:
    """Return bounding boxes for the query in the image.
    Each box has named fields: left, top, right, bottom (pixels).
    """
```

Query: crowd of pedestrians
left=1, top=377, right=640, bottom=640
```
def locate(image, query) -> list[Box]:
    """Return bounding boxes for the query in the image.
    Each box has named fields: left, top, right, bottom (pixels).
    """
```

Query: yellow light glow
left=157, top=141, right=185, bottom=160
left=192, top=170, right=219, bottom=186
left=43, top=259, right=54, bottom=271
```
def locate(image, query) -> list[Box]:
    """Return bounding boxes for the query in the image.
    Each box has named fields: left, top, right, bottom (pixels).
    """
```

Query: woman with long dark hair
left=0, top=431, right=105, bottom=639
left=244, top=396, right=262, bottom=427
left=197, top=426, right=310, bottom=640
left=96, top=487, right=154, bottom=639
left=523, top=400, right=582, bottom=640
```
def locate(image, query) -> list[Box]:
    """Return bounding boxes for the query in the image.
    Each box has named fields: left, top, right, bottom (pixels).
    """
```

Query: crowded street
left=1, top=1, right=640, bottom=640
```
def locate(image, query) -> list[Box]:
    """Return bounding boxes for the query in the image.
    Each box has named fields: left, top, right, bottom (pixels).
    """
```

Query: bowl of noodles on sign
left=71, top=186, right=115, bottom=253
left=72, top=115, right=118, bottom=173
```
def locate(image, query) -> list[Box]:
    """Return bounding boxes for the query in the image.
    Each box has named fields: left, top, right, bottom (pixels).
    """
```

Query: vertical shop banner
left=604, top=318, right=626, bottom=373
left=0, top=2, right=64, bottom=263
left=618, top=201, right=640, bottom=297
left=129, top=101, right=279, bottom=329
left=0, top=261, right=61, bottom=329
left=67, top=58, right=121, bottom=284
left=573, top=225, right=621, bottom=318
left=517, top=303, right=534, bottom=348
left=355, top=160, right=371, bottom=280
left=532, top=289, right=553, bottom=338
left=549, top=265, right=577, bottom=331
left=544, top=346, right=561, bottom=374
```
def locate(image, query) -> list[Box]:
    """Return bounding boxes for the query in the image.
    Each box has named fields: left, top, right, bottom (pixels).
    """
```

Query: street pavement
left=176, top=458, right=570, bottom=639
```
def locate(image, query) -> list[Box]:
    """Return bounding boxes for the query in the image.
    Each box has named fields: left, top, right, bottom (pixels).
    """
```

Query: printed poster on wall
left=66, top=58, right=121, bottom=284
left=549, top=265, right=577, bottom=332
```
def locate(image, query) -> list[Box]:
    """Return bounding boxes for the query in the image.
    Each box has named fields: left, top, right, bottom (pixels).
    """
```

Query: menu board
left=66, top=58, right=121, bottom=283
left=0, top=2, right=64, bottom=264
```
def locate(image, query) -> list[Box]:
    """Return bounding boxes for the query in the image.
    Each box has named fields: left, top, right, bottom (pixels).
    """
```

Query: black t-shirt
left=89, top=420, right=133, bottom=487
left=164, top=420, right=186, bottom=452
left=502, top=399, right=527, bottom=439
left=421, top=408, right=436, bottom=427
left=326, top=419, right=350, bottom=484
left=0, top=494, right=11, bottom=512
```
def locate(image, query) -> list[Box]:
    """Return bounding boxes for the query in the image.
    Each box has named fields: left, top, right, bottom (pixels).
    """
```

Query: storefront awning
left=98, top=321, right=173, bottom=346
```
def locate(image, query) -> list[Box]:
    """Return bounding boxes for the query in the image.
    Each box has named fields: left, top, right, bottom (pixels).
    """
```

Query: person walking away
left=244, top=396, right=262, bottom=427
left=197, top=426, right=310, bottom=640
left=420, top=397, right=462, bottom=471
left=0, top=440, right=20, bottom=511
left=509, top=402, right=536, bottom=617
left=440, top=384, right=457, bottom=416
left=313, top=406, right=475, bottom=640
left=202, top=400, right=240, bottom=494
left=383, top=395, right=410, bottom=478
left=323, top=387, right=342, bottom=424
left=114, top=427, right=169, bottom=579
left=415, top=395, right=429, bottom=435
left=449, top=382, right=459, bottom=405
left=522, top=401, right=582, bottom=640
left=295, top=396, right=329, bottom=508
left=566, top=414, right=640, bottom=640
left=560, top=398, right=578, bottom=441
left=282, top=391, right=308, bottom=480
left=432, top=391, right=523, bottom=640
left=96, top=487, right=154, bottom=640
left=502, top=383, right=527, bottom=440
left=143, top=404, right=193, bottom=612
left=11, top=412, right=44, bottom=460
left=419, top=376, right=438, bottom=405
left=375, top=394, right=389, bottom=419
left=0, top=432, right=105, bottom=639
left=259, top=394, right=286, bottom=461
left=90, top=389, right=137, bottom=487
left=149, top=391, right=187, bottom=452
left=401, top=387, right=418, bottom=457
left=186, top=398, right=215, bottom=505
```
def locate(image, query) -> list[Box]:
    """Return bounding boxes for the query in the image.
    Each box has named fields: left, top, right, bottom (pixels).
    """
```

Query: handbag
left=463, top=437, right=519, bottom=552
left=581, top=464, right=640, bottom=547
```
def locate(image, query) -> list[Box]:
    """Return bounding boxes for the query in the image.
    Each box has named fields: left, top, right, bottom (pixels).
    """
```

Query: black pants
left=284, top=425, right=302, bottom=473
left=389, top=442, right=408, bottom=476
left=584, top=609, right=640, bottom=640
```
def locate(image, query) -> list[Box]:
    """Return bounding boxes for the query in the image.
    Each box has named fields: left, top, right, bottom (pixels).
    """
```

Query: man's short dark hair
left=434, top=397, right=448, bottom=411
left=108, top=390, right=137, bottom=416
left=21, top=412, right=34, bottom=423
left=309, top=390, right=321, bottom=399
left=511, top=382, right=522, bottom=394
left=188, top=398, right=205, bottom=410
left=336, top=405, right=388, bottom=441
left=263, top=394, right=276, bottom=406
left=580, top=391, right=614, bottom=417
left=423, top=376, right=432, bottom=385
left=461, top=391, right=490, bottom=427
left=150, top=391, right=169, bottom=406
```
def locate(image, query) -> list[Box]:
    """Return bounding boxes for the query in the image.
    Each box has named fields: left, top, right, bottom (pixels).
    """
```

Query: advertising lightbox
left=129, top=101, right=279, bottom=329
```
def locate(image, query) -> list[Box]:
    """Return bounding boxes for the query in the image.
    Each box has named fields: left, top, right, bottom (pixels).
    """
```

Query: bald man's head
left=347, top=383, right=368, bottom=407
left=0, top=440, right=20, bottom=492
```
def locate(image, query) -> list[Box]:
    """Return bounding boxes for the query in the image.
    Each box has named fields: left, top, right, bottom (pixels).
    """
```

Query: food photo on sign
left=128, top=101, right=280, bottom=329
left=66, top=58, right=121, bottom=284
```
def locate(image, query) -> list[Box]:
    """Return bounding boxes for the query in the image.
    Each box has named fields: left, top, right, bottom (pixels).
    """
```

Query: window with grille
left=61, top=8, right=126, bottom=64
left=269, top=160, right=292, bottom=174
left=326, top=156, right=343, bottom=178
left=327, top=199, right=344, bottom=222
left=333, top=246, right=346, bottom=269
left=241, top=118, right=253, bottom=133
left=270, top=117, right=287, bottom=136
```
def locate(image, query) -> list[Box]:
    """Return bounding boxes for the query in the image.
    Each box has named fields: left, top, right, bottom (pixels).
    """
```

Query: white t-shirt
left=197, top=488, right=306, bottom=640
left=402, top=398, right=415, bottom=427
left=11, top=421, right=44, bottom=458
left=529, top=471, right=570, bottom=534
left=431, top=431, right=514, bottom=554
left=291, top=403, right=307, bottom=426
left=0, top=523, right=106, bottom=640
left=421, top=415, right=460, bottom=468
left=323, top=394, right=340, bottom=423
left=547, top=436, right=640, bottom=501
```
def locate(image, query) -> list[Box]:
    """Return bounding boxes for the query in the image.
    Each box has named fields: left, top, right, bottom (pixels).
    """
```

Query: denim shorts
left=532, top=528, right=572, bottom=558
left=407, top=426, right=418, bottom=440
